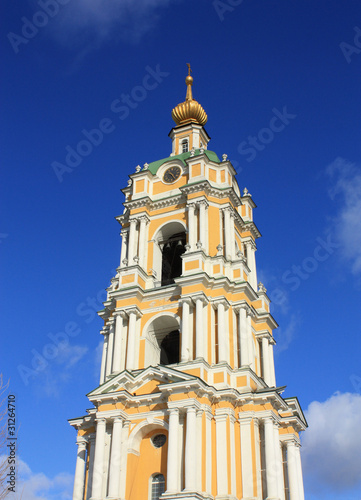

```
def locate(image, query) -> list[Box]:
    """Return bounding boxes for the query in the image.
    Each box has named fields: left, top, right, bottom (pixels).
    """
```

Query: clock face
left=163, top=166, right=181, bottom=184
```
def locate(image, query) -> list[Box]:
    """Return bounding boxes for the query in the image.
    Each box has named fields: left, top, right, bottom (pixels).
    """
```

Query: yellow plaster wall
left=126, top=428, right=168, bottom=500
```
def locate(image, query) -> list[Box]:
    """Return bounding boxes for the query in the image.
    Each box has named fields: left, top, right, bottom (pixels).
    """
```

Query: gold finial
left=185, top=63, right=193, bottom=101
left=171, top=65, right=207, bottom=126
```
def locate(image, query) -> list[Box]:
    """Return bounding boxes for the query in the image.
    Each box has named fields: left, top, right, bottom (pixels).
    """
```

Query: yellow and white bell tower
left=69, top=67, right=307, bottom=500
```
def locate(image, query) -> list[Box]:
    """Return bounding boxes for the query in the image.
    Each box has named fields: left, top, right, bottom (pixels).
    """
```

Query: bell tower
left=69, top=67, right=307, bottom=500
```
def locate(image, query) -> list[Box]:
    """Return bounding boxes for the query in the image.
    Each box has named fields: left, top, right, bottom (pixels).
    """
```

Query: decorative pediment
left=87, top=365, right=197, bottom=398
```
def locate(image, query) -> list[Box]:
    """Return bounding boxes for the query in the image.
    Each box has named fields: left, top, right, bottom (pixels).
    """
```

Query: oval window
left=151, top=434, right=167, bottom=448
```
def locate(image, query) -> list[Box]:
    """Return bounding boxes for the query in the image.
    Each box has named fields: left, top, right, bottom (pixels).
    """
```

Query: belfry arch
left=151, top=220, right=187, bottom=286
left=143, top=313, right=181, bottom=367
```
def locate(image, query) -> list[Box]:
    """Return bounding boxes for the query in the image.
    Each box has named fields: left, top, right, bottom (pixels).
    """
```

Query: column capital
left=244, top=238, right=257, bottom=250
left=197, top=199, right=209, bottom=209
left=193, top=292, right=208, bottom=305
left=138, top=213, right=150, bottom=224
left=120, top=228, right=128, bottom=238
left=180, top=296, right=194, bottom=306
left=95, top=416, right=107, bottom=424
left=167, top=407, right=180, bottom=416
left=114, top=309, right=128, bottom=319
left=212, top=298, right=229, bottom=310
left=232, top=301, right=250, bottom=314
left=129, top=217, right=138, bottom=225
left=76, top=438, right=88, bottom=449
left=124, top=306, right=143, bottom=318
left=187, top=202, right=197, bottom=211
left=221, top=205, right=233, bottom=214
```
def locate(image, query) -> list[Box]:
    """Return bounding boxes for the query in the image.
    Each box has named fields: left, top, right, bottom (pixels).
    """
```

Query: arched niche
left=143, top=313, right=181, bottom=367
left=151, top=221, right=187, bottom=287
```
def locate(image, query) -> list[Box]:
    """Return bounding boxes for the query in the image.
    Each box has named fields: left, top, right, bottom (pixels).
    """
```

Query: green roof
left=147, top=149, right=221, bottom=175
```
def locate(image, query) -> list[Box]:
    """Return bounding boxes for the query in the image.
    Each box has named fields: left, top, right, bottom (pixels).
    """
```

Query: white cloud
left=326, top=157, right=361, bottom=278
left=1, top=456, right=73, bottom=500
left=49, top=0, right=175, bottom=48
left=302, top=392, right=361, bottom=493
left=274, top=313, right=300, bottom=355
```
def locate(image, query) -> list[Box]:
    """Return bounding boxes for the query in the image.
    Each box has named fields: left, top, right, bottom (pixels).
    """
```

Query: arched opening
left=160, top=330, right=180, bottom=365
left=161, top=232, right=186, bottom=286
left=143, top=314, right=181, bottom=367
left=150, top=474, right=165, bottom=500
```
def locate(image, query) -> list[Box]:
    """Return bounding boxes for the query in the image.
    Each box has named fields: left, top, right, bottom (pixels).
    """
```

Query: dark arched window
left=160, top=330, right=180, bottom=365
left=151, top=474, right=165, bottom=500
left=161, top=232, right=186, bottom=286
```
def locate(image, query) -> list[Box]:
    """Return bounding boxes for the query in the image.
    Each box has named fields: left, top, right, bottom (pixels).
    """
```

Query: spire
left=171, top=64, right=208, bottom=127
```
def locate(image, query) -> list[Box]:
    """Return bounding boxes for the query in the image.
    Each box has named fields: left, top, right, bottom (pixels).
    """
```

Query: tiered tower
left=69, top=67, right=307, bottom=500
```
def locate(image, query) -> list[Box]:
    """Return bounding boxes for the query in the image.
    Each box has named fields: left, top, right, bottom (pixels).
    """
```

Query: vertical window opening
left=161, top=232, right=186, bottom=286
left=150, top=474, right=165, bottom=500
left=182, top=139, right=188, bottom=153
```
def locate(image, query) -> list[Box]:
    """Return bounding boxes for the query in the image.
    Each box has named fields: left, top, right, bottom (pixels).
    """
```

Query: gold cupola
left=171, top=64, right=208, bottom=127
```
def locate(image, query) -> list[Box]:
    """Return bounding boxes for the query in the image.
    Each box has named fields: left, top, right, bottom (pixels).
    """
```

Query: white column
left=246, top=240, right=257, bottom=290
left=269, top=339, right=276, bottom=387
left=108, top=417, right=123, bottom=498
left=230, top=210, right=236, bottom=260
left=181, top=298, right=192, bottom=362
left=138, top=215, right=149, bottom=270
left=112, top=312, right=125, bottom=373
left=120, top=314, right=129, bottom=372
left=237, top=306, right=249, bottom=366
left=205, top=410, right=213, bottom=494
left=264, top=417, right=279, bottom=499
left=247, top=309, right=255, bottom=371
left=295, top=445, right=305, bottom=500
left=120, top=230, right=128, bottom=268
left=198, top=200, right=208, bottom=252
left=86, top=435, right=96, bottom=500
left=223, top=207, right=232, bottom=260
left=99, top=332, right=108, bottom=385
left=195, top=296, right=206, bottom=359
left=106, top=320, right=115, bottom=377
left=239, top=416, right=254, bottom=498
left=216, top=301, right=228, bottom=364
left=230, top=415, right=237, bottom=497
left=262, top=336, right=271, bottom=386
left=184, top=407, right=197, bottom=492
left=274, top=425, right=285, bottom=500
left=126, top=310, right=139, bottom=371
left=286, top=440, right=300, bottom=500
left=73, top=439, right=87, bottom=500
left=187, top=203, right=197, bottom=251
left=196, top=409, right=203, bottom=492
left=128, top=218, right=138, bottom=264
left=215, top=412, right=228, bottom=496
left=91, top=418, right=106, bottom=500
left=118, top=421, right=130, bottom=500
left=166, top=408, right=180, bottom=493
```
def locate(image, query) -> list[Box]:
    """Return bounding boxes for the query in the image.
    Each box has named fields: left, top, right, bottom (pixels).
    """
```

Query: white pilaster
left=274, top=425, right=285, bottom=500
left=99, top=332, right=108, bottom=385
left=184, top=407, right=197, bottom=492
left=198, top=200, right=208, bottom=253
left=128, top=218, right=138, bottom=264
left=239, top=415, right=254, bottom=499
left=138, top=215, right=149, bottom=270
left=118, top=421, right=130, bottom=500
left=269, top=339, right=276, bottom=387
left=236, top=305, right=250, bottom=367
left=120, top=229, right=128, bottom=268
left=166, top=408, right=180, bottom=493
left=245, top=240, right=257, bottom=290
left=295, top=445, right=305, bottom=500
left=247, top=308, right=255, bottom=371
left=264, top=416, right=279, bottom=499
left=112, top=312, right=126, bottom=374
left=261, top=336, right=271, bottom=386
left=215, top=411, right=228, bottom=496
left=286, top=440, right=300, bottom=500
left=205, top=409, right=213, bottom=494
left=196, top=409, right=203, bottom=492
left=195, top=296, right=206, bottom=359
left=181, top=298, right=193, bottom=362
left=187, top=203, right=197, bottom=251
left=86, top=435, right=95, bottom=500
left=73, top=439, right=87, bottom=500
left=126, top=309, right=141, bottom=371
left=108, top=417, right=123, bottom=498
left=91, top=418, right=106, bottom=500
left=230, top=414, right=237, bottom=497
left=230, top=210, right=236, bottom=261
left=216, top=300, right=229, bottom=364
left=223, top=207, right=232, bottom=260
left=106, top=319, right=115, bottom=377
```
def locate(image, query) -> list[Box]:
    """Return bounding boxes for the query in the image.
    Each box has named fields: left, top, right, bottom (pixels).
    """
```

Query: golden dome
left=171, top=65, right=207, bottom=127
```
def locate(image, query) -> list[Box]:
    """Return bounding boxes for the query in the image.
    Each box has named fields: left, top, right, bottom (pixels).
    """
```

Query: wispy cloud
left=326, top=158, right=361, bottom=279
left=50, top=0, right=175, bottom=48
left=302, top=392, right=361, bottom=495
left=274, top=313, right=300, bottom=355
left=1, top=456, right=73, bottom=500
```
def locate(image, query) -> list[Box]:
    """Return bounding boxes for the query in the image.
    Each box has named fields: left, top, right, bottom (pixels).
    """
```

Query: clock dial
left=163, top=166, right=181, bottom=183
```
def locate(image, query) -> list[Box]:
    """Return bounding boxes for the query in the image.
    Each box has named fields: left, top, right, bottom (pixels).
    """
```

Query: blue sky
left=1, top=0, right=361, bottom=498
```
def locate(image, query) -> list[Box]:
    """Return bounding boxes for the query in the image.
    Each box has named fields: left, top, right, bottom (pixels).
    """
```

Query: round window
left=151, top=434, right=167, bottom=448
